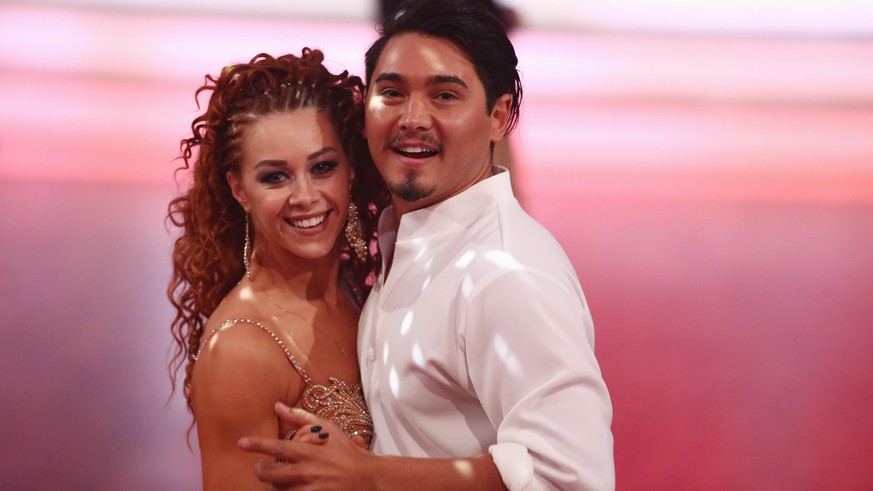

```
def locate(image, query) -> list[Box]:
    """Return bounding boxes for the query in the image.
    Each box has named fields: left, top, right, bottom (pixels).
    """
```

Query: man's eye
left=381, top=89, right=402, bottom=98
left=436, top=92, right=457, bottom=101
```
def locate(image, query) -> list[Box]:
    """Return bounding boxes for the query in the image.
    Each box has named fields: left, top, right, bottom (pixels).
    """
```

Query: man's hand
left=239, top=403, right=375, bottom=490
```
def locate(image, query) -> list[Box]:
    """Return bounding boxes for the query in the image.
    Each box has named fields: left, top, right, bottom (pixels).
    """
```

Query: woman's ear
left=226, top=171, right=248, bottom=211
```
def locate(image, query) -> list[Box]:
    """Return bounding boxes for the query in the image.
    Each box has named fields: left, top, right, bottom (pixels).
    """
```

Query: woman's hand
left=287, top=422, right=331, bottom=446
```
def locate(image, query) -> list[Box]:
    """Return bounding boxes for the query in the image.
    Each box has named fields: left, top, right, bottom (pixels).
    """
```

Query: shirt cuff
left=489, top=442, right=544, bottom=491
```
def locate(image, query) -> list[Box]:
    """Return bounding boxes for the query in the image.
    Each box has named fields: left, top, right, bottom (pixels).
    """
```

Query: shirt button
left=367, top=348, right=376, bottom=362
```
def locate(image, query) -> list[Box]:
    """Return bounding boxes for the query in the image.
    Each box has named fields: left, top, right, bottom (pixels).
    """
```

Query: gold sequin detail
left=302, top=377, right=374, bottom=448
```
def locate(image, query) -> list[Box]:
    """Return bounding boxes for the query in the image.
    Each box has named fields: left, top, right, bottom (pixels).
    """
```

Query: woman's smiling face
left=228, top=108, right=353, bottom=265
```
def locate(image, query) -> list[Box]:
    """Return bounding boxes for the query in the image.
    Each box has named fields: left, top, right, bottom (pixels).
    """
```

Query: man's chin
left=390, top=174, right=436, bottom=203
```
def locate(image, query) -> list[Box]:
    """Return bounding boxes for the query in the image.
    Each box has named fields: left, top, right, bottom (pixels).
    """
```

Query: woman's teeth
left=292, top=213, right=327, bottom=228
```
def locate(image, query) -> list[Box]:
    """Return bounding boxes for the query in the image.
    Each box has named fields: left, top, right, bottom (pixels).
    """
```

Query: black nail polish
left=318, top=432, right=330, bottom=440
left=310, top=425, right=322, bottom=433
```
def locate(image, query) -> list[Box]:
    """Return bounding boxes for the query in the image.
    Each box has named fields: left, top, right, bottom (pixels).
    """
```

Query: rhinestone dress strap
left=195, top=318, right=311, bottom=385
left=196, top=318, right=374, bottom=448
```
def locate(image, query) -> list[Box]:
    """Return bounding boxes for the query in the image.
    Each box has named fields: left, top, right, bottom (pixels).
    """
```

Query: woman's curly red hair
left=167, top=49, right=389, bottom=412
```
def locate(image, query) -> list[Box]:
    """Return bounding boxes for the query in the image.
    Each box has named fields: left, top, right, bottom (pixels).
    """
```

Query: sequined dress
left=196, top=318, right=374, bottom=448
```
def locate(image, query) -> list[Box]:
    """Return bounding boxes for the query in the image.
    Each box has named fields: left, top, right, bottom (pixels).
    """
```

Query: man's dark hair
left=364, top=0, right=523, bottom=135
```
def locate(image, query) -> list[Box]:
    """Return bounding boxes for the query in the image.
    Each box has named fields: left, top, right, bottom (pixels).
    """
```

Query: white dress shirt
left=358, top=167, right=614, bottom=491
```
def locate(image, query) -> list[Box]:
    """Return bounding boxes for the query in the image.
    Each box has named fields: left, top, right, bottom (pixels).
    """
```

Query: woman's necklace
left=259, top=285, right=352, bottom=359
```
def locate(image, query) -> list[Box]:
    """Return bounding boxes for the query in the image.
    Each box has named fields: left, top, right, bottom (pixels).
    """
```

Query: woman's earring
left=345, top=201, right=368, bottom=262
left=243, top=214, right=252, bottom=279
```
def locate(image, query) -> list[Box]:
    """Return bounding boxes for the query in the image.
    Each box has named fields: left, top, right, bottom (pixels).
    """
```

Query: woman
left=167, top=49, right=389, bottom=489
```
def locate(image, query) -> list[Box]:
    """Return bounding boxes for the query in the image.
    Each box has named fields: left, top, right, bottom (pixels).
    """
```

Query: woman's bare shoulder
left=191, top=283, right=302, bottom=415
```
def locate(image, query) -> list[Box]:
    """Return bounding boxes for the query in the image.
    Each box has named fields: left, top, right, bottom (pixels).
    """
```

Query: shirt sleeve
left=463, top=267, right=615, bottom=491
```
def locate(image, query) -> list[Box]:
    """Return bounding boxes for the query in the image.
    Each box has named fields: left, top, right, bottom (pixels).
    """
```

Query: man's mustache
left=382, top=133, right=443, bottom=152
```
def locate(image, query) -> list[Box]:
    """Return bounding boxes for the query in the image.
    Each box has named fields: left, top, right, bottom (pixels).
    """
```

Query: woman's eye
left=312, top=161, right=339, bottom=176
left=259, top=171, right=288, bottom=184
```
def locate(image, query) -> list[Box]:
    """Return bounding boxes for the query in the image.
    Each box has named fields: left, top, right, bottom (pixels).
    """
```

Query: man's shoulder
left=459, top=202, right=577, bottom=280
left=497, top=202, right=571, bottom=260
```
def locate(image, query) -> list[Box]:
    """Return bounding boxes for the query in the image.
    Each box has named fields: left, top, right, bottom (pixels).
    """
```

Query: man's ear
left=362, top=87, right=369, bottom=140
left=489, top=93, right=512, bottom=144
left=226, top=171, right=249, bottom=211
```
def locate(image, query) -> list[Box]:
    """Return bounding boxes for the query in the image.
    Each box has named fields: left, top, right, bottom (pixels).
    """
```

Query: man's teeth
left=398, top=146, right=434, bottom=154
left=292, top=213, right=327, bottom=228
left=401, top=146, right=428, bottom=153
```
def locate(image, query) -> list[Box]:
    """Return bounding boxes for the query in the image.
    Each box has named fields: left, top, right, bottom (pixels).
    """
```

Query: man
left=240, top=1, right=614, bottom=489
left=378, top=0, right=518, bottom=29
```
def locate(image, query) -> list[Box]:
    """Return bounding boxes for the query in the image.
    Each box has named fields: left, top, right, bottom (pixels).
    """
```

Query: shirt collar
left=375, top=166, right=513, bottom=280
left=383, top=165, right=513, bottom=242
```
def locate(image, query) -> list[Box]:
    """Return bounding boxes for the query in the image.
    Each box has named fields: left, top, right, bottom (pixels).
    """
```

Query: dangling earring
left=345, top=201, right=367, bottom=262
left=243, top=213, right=252, bottom=279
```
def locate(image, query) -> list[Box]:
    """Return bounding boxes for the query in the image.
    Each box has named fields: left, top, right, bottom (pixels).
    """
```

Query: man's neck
left=389, top=165, right=498, bottom=231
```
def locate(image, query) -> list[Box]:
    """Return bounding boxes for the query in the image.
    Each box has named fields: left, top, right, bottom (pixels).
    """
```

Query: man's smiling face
left=364, top=32, right=510, bottom=214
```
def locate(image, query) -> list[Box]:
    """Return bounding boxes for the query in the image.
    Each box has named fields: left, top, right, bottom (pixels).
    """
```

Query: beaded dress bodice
left=196, top=318, right=374, bottom=448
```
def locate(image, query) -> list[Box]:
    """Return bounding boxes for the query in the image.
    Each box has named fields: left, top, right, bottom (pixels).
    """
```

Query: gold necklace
left=259, top=285, right=352, bottom=359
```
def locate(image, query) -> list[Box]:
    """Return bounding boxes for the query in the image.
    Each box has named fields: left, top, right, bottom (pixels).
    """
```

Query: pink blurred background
left=1, top=1, right=872, bottom=489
